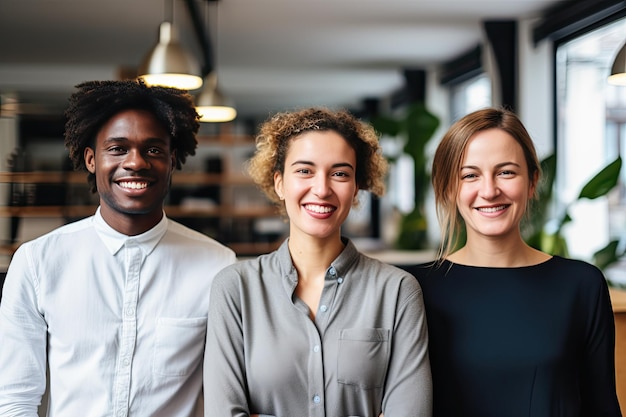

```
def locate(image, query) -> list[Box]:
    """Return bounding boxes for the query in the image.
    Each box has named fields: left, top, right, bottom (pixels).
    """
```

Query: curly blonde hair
left=247, top=107, right=388, bottom=211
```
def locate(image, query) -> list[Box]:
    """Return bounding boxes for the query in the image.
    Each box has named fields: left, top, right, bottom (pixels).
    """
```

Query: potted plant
left=524, top=154, right=624, bottom=271
left=370, top=102, right=440, bottom=250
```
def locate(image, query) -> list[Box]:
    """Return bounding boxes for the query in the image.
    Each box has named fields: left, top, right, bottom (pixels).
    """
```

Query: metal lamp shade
left=195, top=73, right=237, bottom=122
left=138, top=22, right=203, bottom=91
left=609, top=43, right=626, bottom=86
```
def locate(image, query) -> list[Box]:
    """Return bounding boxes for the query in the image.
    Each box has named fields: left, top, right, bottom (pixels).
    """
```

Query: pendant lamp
left=196, top=72, right=237, bottom=122
left=138, top=0, right=203, bottom=91
left=608, top=42, right=626, bottom=86
left=194, top=1, right=236, bottom=123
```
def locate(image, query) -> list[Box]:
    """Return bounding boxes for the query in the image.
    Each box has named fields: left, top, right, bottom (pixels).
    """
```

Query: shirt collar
left=93, top=207, right=168, bottom=256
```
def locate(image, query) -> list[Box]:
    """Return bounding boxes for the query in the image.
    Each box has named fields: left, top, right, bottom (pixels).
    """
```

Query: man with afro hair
left=0, top=79, right=236, bottom=416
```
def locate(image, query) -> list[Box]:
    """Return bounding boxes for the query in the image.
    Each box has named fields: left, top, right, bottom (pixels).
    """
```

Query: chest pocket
left=153, top=317, right=207, bottom=377
left=337, top=328, right=390, bottom=389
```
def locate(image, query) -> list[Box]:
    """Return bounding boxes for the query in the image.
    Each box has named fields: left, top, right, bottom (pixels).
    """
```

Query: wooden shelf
left=0, top=171, right=254, bottom=186
left=611, top=288, right=626, bottom=313
left=0, top=205, right=279, bottom=219
left=0, top=171, right=85, bottom=184
left=0, top=205, right=96, bottom=218
left=166, top=205, right=278, bottom=218
left=0, top=243, right=20, bottom=256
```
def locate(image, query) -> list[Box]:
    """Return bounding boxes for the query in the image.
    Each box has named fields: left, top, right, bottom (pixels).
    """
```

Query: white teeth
left=305, top=204, right=334, bottom=214
left=477, top=205, right=506, bottom=213
left=119, top=181, right=148, bottom=190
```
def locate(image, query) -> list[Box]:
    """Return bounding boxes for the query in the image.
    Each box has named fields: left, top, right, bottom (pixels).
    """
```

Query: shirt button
left=319, top=305, right=328, bottom=312
left=125, top=307, right=135, bottom=317
left=123, top=358, right=130, bottom=366
left=337, top=277, right=343, bottom=284
left=328, top=267, right=336, bottom=276
left=313, top=345, right=320, bottom=352
left=313, top=395, right=321, bottom=404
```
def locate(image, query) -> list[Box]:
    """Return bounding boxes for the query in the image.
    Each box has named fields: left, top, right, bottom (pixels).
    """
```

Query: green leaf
left=395, top=208, right=429, bottom=250
left=369, top=115, right=401, bottom=137
left=578, top=156, right=622, bottom=200
left=541, top=232, right=569, bottom=257
left=523, top=154, right=557, bottom=243
left=592, top=240, right=621, bottom=271
left=403, top=103, right=440, bottom=159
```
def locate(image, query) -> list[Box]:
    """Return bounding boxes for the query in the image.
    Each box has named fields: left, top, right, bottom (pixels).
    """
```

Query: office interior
left=1, top=0, right=626, bottom=408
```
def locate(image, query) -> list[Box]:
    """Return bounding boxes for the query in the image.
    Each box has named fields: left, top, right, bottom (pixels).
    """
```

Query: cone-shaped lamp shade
left=195, top=73, right=237, bottom=122
left=609, top=42, right=626, bottom=86
left=138, top=22, right=203, bottom=91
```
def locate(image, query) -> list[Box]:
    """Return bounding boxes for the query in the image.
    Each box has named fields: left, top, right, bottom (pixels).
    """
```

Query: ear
left=274, top=171, right=284, bottom=200
left=84, top=147, right=96, bottom=174
left=350, top=184, right=359, bottom=206
left=170, top=149, right=177, bottom=170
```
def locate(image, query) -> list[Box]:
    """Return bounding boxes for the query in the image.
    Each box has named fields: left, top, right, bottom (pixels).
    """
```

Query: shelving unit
left=0, top=133, right=287, bottom=259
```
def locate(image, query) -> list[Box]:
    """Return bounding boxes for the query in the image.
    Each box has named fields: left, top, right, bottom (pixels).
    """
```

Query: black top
left=404, top=256, right=621, bottom=417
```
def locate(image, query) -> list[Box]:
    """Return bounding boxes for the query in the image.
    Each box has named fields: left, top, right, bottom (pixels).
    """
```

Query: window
left=555, top=18, right=626, bottom=266
left=449, top=73, right=492, bottom=122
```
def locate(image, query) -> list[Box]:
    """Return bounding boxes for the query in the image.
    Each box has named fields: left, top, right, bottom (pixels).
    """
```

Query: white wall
left=518, top=18, right=554, bottom=159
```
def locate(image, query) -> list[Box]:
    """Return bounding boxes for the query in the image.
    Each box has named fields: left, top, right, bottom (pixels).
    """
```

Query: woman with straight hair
left=405, top=107, right=621, bottom=417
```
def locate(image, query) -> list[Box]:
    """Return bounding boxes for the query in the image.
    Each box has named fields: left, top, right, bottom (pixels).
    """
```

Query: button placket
left=112, top=242, right=142, bottom=417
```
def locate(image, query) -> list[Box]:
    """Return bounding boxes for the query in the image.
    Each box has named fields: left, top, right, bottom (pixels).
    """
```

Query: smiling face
left=84, top=108, right=176, bottom=235
left=274, top=130, right=358, bottom=244
left=457, top=128, right=536, bottom=243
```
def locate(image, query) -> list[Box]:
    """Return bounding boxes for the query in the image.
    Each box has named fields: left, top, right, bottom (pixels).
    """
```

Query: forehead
left=286, top=130, right=355, bottom=160
left=462, top=128, right=525, bottom=164
left=97, top=109, right=170, bottom=142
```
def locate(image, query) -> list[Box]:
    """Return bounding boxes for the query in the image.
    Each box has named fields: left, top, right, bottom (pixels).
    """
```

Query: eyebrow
left=460, top=161, right=522, bottom=170
left=290, top=160, right=355, bottom=170
left=103, top=137, right=170, bottom=146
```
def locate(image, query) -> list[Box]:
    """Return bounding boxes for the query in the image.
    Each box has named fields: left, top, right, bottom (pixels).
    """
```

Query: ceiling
left=0, top=0, right=564, bottom=122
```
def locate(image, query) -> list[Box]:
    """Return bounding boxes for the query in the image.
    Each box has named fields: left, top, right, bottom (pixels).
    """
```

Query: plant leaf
left=523, top=154, right=557, bottom=243
left=578, top=156, right=622, bottom=200
left=592, top=240, right=621, bottom=271
left=403, top=102, right=440, bottom=158
left=369, top=115, right=401, bottom=137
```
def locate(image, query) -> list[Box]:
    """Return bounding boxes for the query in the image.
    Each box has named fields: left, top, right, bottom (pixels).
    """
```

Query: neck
left=288, top=234, right=345, bottom=281
left=99, top=206, right=163, bottom=236
left=449, top=233, right=550, bottom=268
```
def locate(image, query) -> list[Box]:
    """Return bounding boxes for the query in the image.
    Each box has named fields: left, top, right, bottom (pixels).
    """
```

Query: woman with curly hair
left=0, top=79, right=236, bottom=416
left=204, top=107, right=432, bottom=417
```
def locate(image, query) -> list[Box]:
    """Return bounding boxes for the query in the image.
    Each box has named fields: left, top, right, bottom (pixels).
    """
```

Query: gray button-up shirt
left=204, top=238, right=432, bottom=417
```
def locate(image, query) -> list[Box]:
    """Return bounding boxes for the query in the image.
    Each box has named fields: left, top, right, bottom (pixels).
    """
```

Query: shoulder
left=547, top=256, right=606, bottom=286
left=213, top=251, right=278, bottom=284
left=209, top=253, right=282, bottom=301
left=15, top=216, right=94, bottom=254
left=401, top=260, right=448, bottom=284
left=401, top=260, right=439, bottom=277
left=357, top=252, right=416, bottom=277
left=544, top=257, right=611, bottom=307
left=355, top=252, right=423, bottom=293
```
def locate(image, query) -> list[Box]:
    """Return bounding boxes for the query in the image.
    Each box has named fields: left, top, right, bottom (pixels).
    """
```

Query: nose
left=478, top=177, right=500, bottom=199
left=312, top=174, right=332, bottom=198
left=123, top=148, right=150, bottom=171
